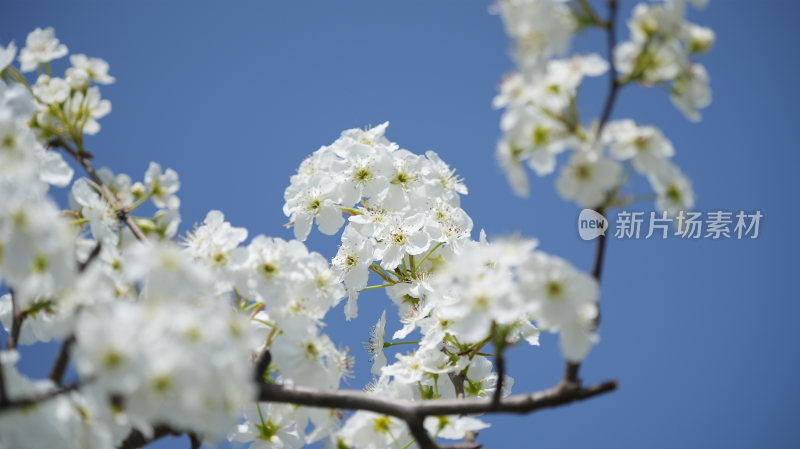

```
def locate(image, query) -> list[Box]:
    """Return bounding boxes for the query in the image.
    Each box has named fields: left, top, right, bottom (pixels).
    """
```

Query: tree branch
left=78, top=241, right=103, bottom=273
left=564, top=0, right=619, bottom=387
left=407, top=414, right=438, bottom=449
left=595, top=0, right=620, bottom=139
left=6, top=289, right=25, bottom=351
left=0, top=379, right=86, bottom=413
left=0, top=357, right=8, bottom=406
left=49, top=335, right=76, bottom=386
left=491, top=352, right=504, bottom=408
left=258, top=378, right=617, bottom=419
left=253, top=347, right=271, bottom=383
left=117, top=424, right=182, bottom=449
left=189, top=433, right=202, bottom=449
left=448, top=373, right=479, bottom=445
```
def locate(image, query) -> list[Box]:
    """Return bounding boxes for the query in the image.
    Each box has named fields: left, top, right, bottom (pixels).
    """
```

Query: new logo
left=578, top=209, right=608, bottom=240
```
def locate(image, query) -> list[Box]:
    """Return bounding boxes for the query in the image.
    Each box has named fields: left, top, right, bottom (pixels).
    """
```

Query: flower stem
left=415, top=242, right=443, bottom=269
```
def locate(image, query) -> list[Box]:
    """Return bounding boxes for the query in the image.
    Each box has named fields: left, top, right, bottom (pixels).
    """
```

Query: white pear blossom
left=560, top=303, right=600, bottom=362
left=605, top=120, right=674, bottom=176
left=649, top=163, right=695, bottom=216
left=32, top=75, right=70, bottom=104
left=365, top=310, right=388, bottom=376
left=495, top=0, right=577, bottom=81
left=183, top=210, right=248, bottom=292
left=338, top=410, right=409, bottom=449
left=671, top=63, right=711, bottom=122
left=63, top=86, right=111, bottom=135
left=424, top=415, right=490, bottom=441
left=143, top=161, right=180, bottom=209
left=519, top=252, right=599, bottom=331
left=556, top=149, right=622, bottom=208
left=331, top=226, right=374, bottom=319
left=18, top=27, right=68, bottom=72
left=375, top=213, right=431, bottom=270
left=229, top=403, right=305, bottom=449
left=67, top=54, right=115, bottom=86
left=283, top=173, right=344, bottom=241
left=0, top=41, right=16, bottom=72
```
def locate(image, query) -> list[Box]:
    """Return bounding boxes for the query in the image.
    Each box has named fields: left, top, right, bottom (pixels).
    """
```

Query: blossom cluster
left=0, top=28, right=352, bottom=449
left=0, top=1, right=715, bottom=445
left=283, top=122, right=472, bottom=319
left=494, top=0, right=712, bottom=217
left=333, top=237, right=598, bottom=448
left=281, top=124, right=602, bottom=448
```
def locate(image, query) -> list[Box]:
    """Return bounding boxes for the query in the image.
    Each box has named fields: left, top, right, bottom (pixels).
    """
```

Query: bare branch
left=253, top=347, right=271, bottom=383
left=595, top=0, right=621, bottom=138
left=562, top=362, right=582, bottom=388
left=49, top=335, right=76, bottom=386
left=117, top=424, right=182, bottom=449
left=78, top=241, right=103, bottom=273
left=0, top=379, right=86, bottom=413
left=565, top=0, right=619, bottom=387
left=0, top=358, right=8, bottom=406
left=407, top=415, right=438, bottom=449
left=258, top=379, right=617, bottom=419
left=492, top=352, right=505, bottom=408
left=189, top=433, right=202, bottom=449
left=448, top=373, right=479, bottom=444
left=6, top=289, right=25, bottom=351
left=448, top=373, right=466, bottom=399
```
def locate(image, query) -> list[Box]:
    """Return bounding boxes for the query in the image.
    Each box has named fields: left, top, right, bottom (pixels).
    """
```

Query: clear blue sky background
left=2, top=1, right=799, bottom=448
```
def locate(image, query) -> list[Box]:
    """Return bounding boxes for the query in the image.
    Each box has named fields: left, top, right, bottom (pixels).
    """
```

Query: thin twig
left=0, top=379, right=86, bottom=413
left=0, top=358, right=8, bottom=406
left=78, top=241, right=103, bottom=272
left=492, top=352, right=505, bottom=408
left=253, top=347, right=271, bottom=383
left=6, top=289, right=25, bottom=350
left=449, top=373, right=479, bottom=444
left=565, top=0, right=619, bottom=387
left=595, top=0, right=620, bottom=139
left=49, top=335, right=76, bottom=386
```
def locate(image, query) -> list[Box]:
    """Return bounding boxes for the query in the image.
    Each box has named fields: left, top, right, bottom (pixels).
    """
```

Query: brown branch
left=189, top=433, right=202, bottom=449
left=78, top=241, right=103, bottom=273
left=0, top=357, right=8, bottom=406
left=253, top=347, right=271, bottom=383
left=564, top=0, right=619, bottom=387
left=407, top=415, right=438, bottom=449
left=49, top=335, right=76, bottom=386
left=595, top=0, right=620, bottom=139
left=117, top=424, right=182, bottom=449
left=562, top=362, right=582, bottom=387
left=258, top=378, right=616, bottom=419
left=491, top=351, right=504, bottom=408
left=6, top=289, right=25, bottom=350
left=448, top=373, right=479, bottom=445
left=0, top=379, right=86, bottom=413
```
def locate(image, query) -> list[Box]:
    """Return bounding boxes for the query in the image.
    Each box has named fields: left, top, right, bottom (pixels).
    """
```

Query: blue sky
left=2, top=1, right=799, bottom=448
